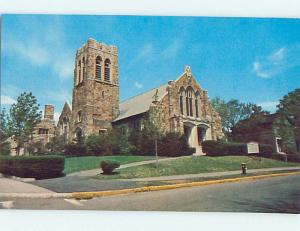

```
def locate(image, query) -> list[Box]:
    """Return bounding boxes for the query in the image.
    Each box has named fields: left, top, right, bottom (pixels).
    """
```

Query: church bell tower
left=71, top=38, right=119, bottom=140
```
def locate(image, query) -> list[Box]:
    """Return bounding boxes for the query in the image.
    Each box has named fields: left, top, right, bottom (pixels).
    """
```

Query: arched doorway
left=197, top=125, right=208, bottom=145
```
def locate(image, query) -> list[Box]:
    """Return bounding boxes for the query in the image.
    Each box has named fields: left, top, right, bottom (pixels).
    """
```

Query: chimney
left=44, top=105, right=54, bottom=120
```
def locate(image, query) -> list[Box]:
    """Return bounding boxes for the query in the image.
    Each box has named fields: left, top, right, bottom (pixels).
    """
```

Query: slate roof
left=113, top=83, right=169, bottom=122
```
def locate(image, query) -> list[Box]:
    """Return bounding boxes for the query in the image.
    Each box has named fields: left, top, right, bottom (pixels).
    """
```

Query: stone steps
left=193, top=146, right=206, bottom=156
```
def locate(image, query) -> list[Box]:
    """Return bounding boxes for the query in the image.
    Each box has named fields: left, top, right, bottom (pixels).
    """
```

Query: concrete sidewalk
left=68, top=156, right=190, bottom=177
left=0, top=178, right=54, bottom=194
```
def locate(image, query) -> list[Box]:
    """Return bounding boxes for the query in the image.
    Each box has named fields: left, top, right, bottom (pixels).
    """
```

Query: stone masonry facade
left=56, top=38, right=223, bottom=154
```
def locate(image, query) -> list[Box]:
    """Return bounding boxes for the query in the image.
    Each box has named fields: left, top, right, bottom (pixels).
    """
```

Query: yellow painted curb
left=72, top=171, right=300, bottom=200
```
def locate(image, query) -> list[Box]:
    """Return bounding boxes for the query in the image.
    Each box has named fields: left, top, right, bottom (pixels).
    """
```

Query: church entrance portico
left=183, top=121, right=209, bottom=155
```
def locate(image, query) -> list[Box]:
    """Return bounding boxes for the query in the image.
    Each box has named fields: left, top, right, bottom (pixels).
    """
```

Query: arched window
left=195, top=91, right=200, bottom=118
left=179, top=88, right=184, bottom=115
left=77, top=60, right=81, bottom=84
left=82, top=57, right=86, bottom=82
left=77, top=111, right=82, bottom=122
left=104, top=59, right=111, bottom=82
left=186, top=87, right=193, bottom=117
left=95, top=56, right=102, bottom=79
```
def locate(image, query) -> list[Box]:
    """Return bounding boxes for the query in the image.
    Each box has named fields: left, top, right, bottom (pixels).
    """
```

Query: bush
left=85, top=134, right=111, bottom=156
left=0, top=155, right=65, bottom=179
left=100, top=160, right=120, bottom=174
left=287, top=154, right=300, bottom=163
left=158, top=132, right=195, bottom=157
left=64, top=143, right=87, bottom=156
left=258, top=144, right=274, bottom=157
left=46, top=135, right=67, bottom=153
left=202, top=140, right=247, bottom=156
left=0, top=142, right=11, bottom=156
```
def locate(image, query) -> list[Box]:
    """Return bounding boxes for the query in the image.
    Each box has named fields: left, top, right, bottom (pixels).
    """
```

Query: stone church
left=56, top=38, right=223, bottom=154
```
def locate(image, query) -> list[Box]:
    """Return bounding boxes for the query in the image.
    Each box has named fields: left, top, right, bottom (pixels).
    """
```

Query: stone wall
left=145, top=66, right=224, bottom=141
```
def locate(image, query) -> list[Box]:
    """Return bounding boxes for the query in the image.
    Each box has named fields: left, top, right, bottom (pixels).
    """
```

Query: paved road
left=1, top=174, right=299, bottom=213
left=31, top=167, right=300, bottom=193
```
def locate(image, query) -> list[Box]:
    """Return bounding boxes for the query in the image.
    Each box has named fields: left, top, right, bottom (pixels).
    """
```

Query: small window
left=104, top=59, right=111, bottom=82
left=77, top=111, right=82, bottom=122
left=95, top=56, right=102, bottom=79
left=195, top=99, right=199, bottom=118
left=180, top=93, right=184, bottom=115
left=133, top=120, right=141, bottom=131
left=99, top=129, right=107, bottom=134
left=186, top=97, right=189, bottom=116
left=77, top=60, right=81, bottom=85
left=82, top=57, right=86, bottom=82
left=38, top=128, right=48, bottom=134
left=102, top=91, right=105, bottom=98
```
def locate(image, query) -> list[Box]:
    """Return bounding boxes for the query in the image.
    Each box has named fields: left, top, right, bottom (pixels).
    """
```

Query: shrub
left=64, top=143, right=87, bottom=157
left=28, top=141, right=46, bottom=155
left=287, top=154, right=300, bottom=163
left=0, top=142, right=11, bottom=156
left=202, top=140, right=247, bottom=156
left=46, top=135, right=67, bottom=153
left=85, top=134, right=111, bottom=156
left=158, top=132, right=194, bottom=157
left=100, top=160, right=120, bottom=174
left=258, top=144, right=274, bottom=157
left=0, top=155, right=65, bottom=179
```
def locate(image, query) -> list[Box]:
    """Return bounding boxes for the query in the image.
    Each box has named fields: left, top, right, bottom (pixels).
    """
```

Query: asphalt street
left=1, top=174, right=299, bottom=213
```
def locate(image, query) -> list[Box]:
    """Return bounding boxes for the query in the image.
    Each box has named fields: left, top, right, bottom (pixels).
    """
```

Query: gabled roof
left=58, top=102, right=72, bottom=123
left=113, top=83, right=169, bottom=122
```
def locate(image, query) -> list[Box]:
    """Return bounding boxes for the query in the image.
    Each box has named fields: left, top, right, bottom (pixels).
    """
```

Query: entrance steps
left=193, top=146, right=206, bottom=156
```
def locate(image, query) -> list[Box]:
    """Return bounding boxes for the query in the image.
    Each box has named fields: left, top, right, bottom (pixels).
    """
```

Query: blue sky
left=1, top=14, right=300, bottom=121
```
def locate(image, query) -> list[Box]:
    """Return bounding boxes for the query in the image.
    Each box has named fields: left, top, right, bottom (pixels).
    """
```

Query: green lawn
left=95, top=156, right=300, bottom=179
left=64, top=156, right=155, bottom=174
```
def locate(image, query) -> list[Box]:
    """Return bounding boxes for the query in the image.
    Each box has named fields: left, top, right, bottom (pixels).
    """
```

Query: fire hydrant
left=241, top=163, right=247, bottom=174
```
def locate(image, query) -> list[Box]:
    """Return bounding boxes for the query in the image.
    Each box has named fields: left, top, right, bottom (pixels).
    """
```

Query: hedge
left=202, top=140, right=247, bottom=156
left=258, top=144, right=274, bottom=157
left=287, top=154, right=300, bottom=163
left=0, top=155, right=65, bottom=179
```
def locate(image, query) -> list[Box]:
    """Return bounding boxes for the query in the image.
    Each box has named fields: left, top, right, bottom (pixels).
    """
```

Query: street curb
left=72, top=171, right=300, bottom=200
left=0, top=193, right=72, bottom=199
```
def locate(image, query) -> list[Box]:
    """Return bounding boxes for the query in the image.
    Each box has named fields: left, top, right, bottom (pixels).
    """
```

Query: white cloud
left=252, top=61, right=271, bottom=78
left=44, top=89, right=72, bottom=103
left=252, top=45, right=300, bottom=79
left=136, top=43, right=153, bottom=60
left=269, top=47, right=286, bottom=63
left=4, top=17, right=74, bottom=81
left=54, top=112, right=60, bottom=123
left=161, top=39, right=181, bottom=59
left=8, top=40, right=50, bottom=66
left=134, top=81, right=143, bottom=89
left=257, top=101, right=278, bottom=112
left=1, top=95, right=16, bottom=105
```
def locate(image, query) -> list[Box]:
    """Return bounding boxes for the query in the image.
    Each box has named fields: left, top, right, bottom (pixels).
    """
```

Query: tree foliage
left=0, top=108, right=9, bottom=142
left=211, top=97, right=265, bottom=135
left=6, top=92, right=42, bottom=155
left=277, top=88, right=300, bottom=126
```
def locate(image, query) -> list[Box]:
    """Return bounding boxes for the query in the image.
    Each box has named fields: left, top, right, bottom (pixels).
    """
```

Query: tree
left=277, top=88, right=300, bottom=126
left=211, top=97, right=265, bottom=135
left=0, top=108, right=9, bottom=142
left=46, top=135, right=68, bottom=153
left=7, top=92, right=42, bottom=155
